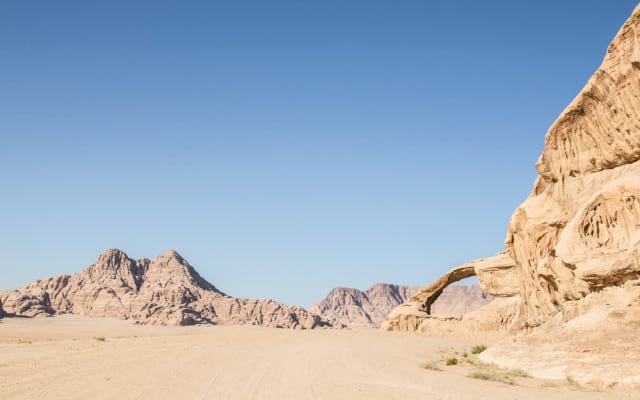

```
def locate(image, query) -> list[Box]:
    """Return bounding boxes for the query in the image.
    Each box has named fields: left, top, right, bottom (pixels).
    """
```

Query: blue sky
left=1, top=1, right=638, bottom=308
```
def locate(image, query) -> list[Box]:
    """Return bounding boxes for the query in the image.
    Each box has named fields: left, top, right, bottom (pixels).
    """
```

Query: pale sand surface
left=1, top=315, right=638, bottom=400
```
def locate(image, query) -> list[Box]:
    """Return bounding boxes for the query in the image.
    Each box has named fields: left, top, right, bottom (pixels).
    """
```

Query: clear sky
left=1, top=1, right=638, bottom=308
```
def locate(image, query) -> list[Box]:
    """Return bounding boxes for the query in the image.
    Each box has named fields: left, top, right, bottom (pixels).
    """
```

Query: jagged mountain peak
left=154, top=249, right=185, bottom=263
left=82, top=248, right=147, bottom=291
left=145, top=250, right=221, bottom=294
left=0, top=249, right=331, bottom=329
left=93, top=248, right=131, bottom=267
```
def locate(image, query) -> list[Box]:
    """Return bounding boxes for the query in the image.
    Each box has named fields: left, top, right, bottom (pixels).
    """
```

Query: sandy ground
left=1, top=316, right=639, bottom=400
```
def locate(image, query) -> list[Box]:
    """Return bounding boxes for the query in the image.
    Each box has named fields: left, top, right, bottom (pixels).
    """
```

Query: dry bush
left=420, top=361, right=442, bottom=371
left=466, top=362, right=530, bottom=386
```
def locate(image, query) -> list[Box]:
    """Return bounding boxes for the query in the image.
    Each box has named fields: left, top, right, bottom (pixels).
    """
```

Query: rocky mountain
left=430, top=284, right=493, bottom=316
left=310, top=283, right=492, bottom=327
left=383, top=4, right=640, bottom=384
left=0, top=249, right=331, bottom=329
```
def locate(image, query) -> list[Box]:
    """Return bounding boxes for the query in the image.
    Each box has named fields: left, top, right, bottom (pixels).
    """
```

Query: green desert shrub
left=471, top=344, right=487, bottom=354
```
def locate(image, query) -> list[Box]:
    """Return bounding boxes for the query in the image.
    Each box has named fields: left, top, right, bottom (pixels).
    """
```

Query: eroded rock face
left=506, top=4, right=640, bottom=330
left=0, top=249, right=331, bottom=329
left=382, top=4, right=640, bottom=384
left=312, top=283, right=492, bottom=328
left=384, top=4, right=640, bottom=336
left=480, top=280, right=640, bottom=385
left=474, top=6, right=640, bottom=383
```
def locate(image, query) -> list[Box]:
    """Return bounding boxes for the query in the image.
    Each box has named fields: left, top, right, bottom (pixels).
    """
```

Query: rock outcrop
left=504, top=4, right=640, bottom=330
left=481, top=280, right=640, bottom=385
left=0, top=249, right=331, bottom=329
left=311, top=283, right=492, bottom=328
left=383, top=4, right=640, bottom=384
left=479, top=5, right=640, bottom=383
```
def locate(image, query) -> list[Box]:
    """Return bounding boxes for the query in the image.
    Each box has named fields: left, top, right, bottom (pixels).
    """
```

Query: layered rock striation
left=382, top=3, right=640, bottom=384
left=0, top=249, right=330, bottom=329
left=311, top=283, right=492, bottom=328
left=384, top=4, right=640, bottom=334
left=505, top=4, right=640, bottom=329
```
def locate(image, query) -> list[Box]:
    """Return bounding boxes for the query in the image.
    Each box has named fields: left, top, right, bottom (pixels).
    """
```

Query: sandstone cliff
left=0, top=249, right=331, bottom=329
left=504, top=3, right=640, bottom=330
left=311, top=283, right=492, bottom=327
left=382, top=3, right=640, bottom=384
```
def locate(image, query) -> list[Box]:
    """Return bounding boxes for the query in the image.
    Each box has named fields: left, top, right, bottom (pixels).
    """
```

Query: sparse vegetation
left=420, top=361, right=442, bottom=371
left=468, top=370, right=516, bottom=385
left=445, top=357, right=458, bottom=366
left=17, top=338, right=32, bottom=344
left=565, top=375, right=583, bottom=390
left=466, top=362, right=530, bottom=386
left=93, top=336, right=106, bottom=342
left=471, top=344, right=487, bottom=354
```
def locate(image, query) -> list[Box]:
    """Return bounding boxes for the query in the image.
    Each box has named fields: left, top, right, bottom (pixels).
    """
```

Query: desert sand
left=1, top=315, right=638, bottom=400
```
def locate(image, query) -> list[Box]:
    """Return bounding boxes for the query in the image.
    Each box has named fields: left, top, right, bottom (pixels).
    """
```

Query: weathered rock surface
left=0, top=249, right=331, bottom=329
left=383, top=4, right=640, bottom=384
left=505, top=4, right=640, bottom=330
left=311, top=283, right=492, bottom=328
left=481, top=280, right=640, bottom=385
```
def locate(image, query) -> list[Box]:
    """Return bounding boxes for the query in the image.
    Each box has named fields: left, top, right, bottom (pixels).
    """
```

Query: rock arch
left=381, top=253, right=519, bottom=332
left=410, top=265, right=476, bottom=315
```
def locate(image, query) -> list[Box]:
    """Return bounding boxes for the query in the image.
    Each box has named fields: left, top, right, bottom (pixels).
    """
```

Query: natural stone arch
left=409, top=265, right=476, bottom=315
left=381, top=253, right=518, bottom=332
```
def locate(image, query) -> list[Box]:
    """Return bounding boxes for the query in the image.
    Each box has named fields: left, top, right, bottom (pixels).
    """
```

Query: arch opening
left=409, top=265, right=476, bottom=315
left=430, top=275, right=493, bottom=316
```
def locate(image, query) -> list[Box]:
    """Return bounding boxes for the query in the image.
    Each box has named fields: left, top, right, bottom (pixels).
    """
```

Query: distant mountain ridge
left=310, top=283, right=492, bottom=327
left=0, top=249, right=331, bottom=329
